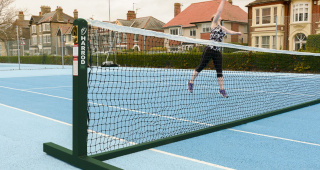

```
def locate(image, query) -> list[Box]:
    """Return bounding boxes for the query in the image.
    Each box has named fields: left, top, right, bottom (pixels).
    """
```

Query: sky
left=13, top=0, right=254, bottom=23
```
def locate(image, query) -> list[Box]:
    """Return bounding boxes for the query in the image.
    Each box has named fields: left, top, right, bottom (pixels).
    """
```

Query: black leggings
left=195, top=46, right=223, bottom=78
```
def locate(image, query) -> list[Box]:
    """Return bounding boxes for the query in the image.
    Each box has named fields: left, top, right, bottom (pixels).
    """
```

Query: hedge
left=1, top=52, right=319, bottom=73
left=0, top=55, right=73, bottom=65
left=306, top=34, right=320, bottom=53
left=95, top=51, right=320, bottom=73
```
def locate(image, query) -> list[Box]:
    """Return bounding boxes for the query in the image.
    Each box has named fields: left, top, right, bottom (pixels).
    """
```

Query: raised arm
left=221, top=26, right=242, bottom=35
left=212, top=0, right=226, bottom=24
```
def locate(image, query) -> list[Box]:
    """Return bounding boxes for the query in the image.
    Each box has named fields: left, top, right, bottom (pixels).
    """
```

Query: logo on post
left=81, top=28, right=87, bottom=36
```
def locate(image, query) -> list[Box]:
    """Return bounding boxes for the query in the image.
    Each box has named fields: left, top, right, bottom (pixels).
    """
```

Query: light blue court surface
left=0, top=65, right=319, bottom=170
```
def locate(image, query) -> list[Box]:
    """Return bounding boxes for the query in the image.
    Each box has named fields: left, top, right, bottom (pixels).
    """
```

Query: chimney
left=73, top=9, right=78, bottom=19
left=228, top=0, right=233, bottom=5
left=18, top=11, right=24, bottom=21
left=174, top=3, right=181, bottom=17
left=56, top=6, right=63, bottom=22
left=45, top=6, right=51, bottom=14
left=40, top=6, right=51, bottom=16
left=127, top=11, right=136, bottom=20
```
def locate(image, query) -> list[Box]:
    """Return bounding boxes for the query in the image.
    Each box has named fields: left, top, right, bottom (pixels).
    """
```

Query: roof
left=116, top=16, right=165, bottom=31
left=246, top=0, right=287, bottom=7
left=56, top=26, right=73, bottom=35
left=163, top=0, right=248, bottom=28
left=29, top=10, right=74, bottom=25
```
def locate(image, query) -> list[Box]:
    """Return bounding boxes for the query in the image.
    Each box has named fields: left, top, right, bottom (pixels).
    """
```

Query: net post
left=72, top=18, right=88, bottom=157
left=43, top=18, right=125, bottom=170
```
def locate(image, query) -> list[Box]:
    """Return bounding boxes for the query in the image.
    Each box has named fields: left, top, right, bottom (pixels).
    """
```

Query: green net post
left=43, top=18, right=122, bottom=170
left=72, top=18, right=88, bottom=157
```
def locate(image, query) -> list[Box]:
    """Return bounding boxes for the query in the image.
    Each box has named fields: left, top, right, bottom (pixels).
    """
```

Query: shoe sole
left=218, top=91, right=228, bottom=98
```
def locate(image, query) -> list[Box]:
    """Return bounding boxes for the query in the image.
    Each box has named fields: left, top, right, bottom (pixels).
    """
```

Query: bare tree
left=0, top=0, right=19, bottom=41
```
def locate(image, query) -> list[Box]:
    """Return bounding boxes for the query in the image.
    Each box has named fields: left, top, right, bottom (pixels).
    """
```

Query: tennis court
left=1, top=65, right=319, bottom=169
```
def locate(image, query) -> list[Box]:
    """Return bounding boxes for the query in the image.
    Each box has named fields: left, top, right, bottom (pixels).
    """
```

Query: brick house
left=29, top=6, right=78, bottom=55
left=246, top=0, right=320, bottom=51
left=91, top=11, right=165, bottom=52
left=163, top=0, right=248, bottom=51
left=0, top=11, right=30, bottom=56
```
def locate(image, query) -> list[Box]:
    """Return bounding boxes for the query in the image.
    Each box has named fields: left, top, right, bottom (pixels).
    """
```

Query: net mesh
left=86, top=19, right=320, bottom=155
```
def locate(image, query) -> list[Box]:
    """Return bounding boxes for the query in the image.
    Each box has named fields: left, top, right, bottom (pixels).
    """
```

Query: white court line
left=0, top=86, right=72, bottom=101
left=24, top=86, right=72, bottom=90
left=0, top=103, right=234, bottom=170
left=228, top=129, right=320, bottom=147
left=1, top=85, right=320, bottom=148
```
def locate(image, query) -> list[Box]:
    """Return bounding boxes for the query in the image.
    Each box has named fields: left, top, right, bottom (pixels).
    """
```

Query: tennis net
left=86, top=19, right=320, bottom=156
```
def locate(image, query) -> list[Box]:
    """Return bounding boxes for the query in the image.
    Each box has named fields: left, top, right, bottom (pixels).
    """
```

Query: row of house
left=167, top=0, right=320, bottom=51
left=1, top=0, right=320, bottom=56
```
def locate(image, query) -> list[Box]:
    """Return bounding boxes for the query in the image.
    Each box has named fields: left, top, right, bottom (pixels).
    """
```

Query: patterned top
left=209, top=25, right=226, bottom=52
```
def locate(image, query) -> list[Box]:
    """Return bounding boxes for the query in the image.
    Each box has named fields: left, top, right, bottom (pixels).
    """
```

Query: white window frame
left=32, top=25, right=36, bottom=34
left=202, top=23, right=211, bottom=33
left=190, top=29, right=196, bottom=37
left=43, top=35, right=51, bottom=44
left=170, top=28, right=179, bottom=35
left=32, top=36, right=37, bottom=45
left=262, top=8, right=271, bottom=25
left=293, top=3, right=309, bottom=23
left=256, top=9, right=260, bottom=25
left=255, top=36, right=259, bottom=47
left=272, top=35, right=277, bottom=49
left=134, top=34, right=139, bottom=42
left=261, top=36, right=270, bottom=49
left=43, top=23, right=51, bottom=31
left=123, top=33, right=127, bottom=43
left=273, top=7, right=277, bottom=24
left=294, top=33, right=307, bottom=51
left=39, top=35, right=43, bottom=44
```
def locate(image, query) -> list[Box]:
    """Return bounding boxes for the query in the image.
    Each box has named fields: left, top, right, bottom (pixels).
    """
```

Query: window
left=294, top=33, right=307, bottom=51
left=293, top=4, right=309, bottom=22
left=190, top=29, right=196, bottom=37
left=202, top=23, right=211, bottom=33
left=43, top=23, right=51, bottom=31
left=63, top=35, right=66, bottom=42
left=255, top=37, right=259, bottom=47
left=32, top=25, right=36, bottom=33
left=39, top=35, right=42, bottom=44
left=262, top=8, right=271, bottom=24
left=273, top=7, right=277, bottom=24
left=123, top=34, right=127, bottom=43
left=43, top=35, right=51, bottom=43
left=68, top=35, right=71, bottom=42
left=261, top=36, right=270, bottom=48
left=134, top=34, right=139, bottom=42
left=117, top=33, right=122, bottom=43
left=256, top=9, right=260, bottom=24
left=272, top=36, right=277, bottom=49
left=243, top=25, right=248, bottom=34
left=170, top=28, right=179, bottom=35
left=39, top=25, right=42, bottom=32
left=32, top=36, right=37, bottom=45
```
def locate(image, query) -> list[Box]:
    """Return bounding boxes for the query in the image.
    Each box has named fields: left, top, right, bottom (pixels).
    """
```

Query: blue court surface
left=0, top=65, right=319, bottom=170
